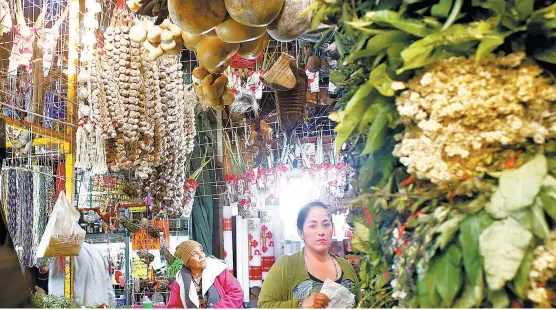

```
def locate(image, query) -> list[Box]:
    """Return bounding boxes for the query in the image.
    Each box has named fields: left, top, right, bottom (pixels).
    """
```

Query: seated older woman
left=167, top=240, right=244, bottom=308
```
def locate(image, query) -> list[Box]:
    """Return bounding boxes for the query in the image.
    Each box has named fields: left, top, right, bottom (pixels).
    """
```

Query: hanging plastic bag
left=36, top=191, right=86, bottom=258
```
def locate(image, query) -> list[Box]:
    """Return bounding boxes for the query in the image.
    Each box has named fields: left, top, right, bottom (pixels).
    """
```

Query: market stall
left=2, top=0, right=554, bottom=309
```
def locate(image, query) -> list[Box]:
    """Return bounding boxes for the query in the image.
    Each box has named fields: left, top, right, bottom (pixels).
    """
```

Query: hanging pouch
left=36, top=191, right=85, bottom=257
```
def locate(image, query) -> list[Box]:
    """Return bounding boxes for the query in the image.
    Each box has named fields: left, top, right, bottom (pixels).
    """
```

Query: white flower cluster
left=527, top=230, right=556, bottom=306
left=394, top=53, right=556, bottom=185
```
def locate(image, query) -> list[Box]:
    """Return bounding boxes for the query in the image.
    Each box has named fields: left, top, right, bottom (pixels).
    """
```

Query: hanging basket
left=231, top=53, right=264, bottom=69
left=261, top=52, right=299, bottom=91
left=275, top=68, right=308, bottom=132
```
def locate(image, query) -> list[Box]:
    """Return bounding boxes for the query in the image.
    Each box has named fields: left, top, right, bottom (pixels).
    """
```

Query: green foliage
left=305, top=0, right=556, bottom=308
left=479, top=218, right=533, bottom=291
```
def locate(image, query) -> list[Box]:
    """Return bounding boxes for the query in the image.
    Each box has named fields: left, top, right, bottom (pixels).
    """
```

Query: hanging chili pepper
left=363, top=208, right=375, bottom=226
left=504, top=151, right=522, bottom=169
left=400, top=175, right=415, bottom=187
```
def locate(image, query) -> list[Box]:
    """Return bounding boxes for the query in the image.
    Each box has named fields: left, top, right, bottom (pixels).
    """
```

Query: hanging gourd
left=224, top=0, right=285, bottom=27
left=267, top=0, right=313, bottom=42
left=168, top=0, right=227, bottom=35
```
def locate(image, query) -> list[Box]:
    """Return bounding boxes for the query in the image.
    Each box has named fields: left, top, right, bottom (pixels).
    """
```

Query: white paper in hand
left=320, top=279, right=356, bottom=308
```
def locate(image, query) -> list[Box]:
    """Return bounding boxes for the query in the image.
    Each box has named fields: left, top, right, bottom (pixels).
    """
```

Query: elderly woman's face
left=186, top=246, right=207, bottom=271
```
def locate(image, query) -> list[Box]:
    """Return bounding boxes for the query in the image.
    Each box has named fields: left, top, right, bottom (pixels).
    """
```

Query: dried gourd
left=213, top=74, right=228, bottom=89
left=222, top=91, right=235, bottom=105
left=224, top=0, right=285, bottom=27
left=181, top=31, right=205, bottom=51
left=203, top=84, right=218, bottom=99
left=267, top=0, right=312, bottom=42
left=192, top=67, right=210, bottom=80
left=196, top=37, right=239, bottom=72
left=168, top=0, right=227, bottom=35
left=215, top=16, right=266, bottom=43
left=238, top=32, right=269, bottom=59
left=203, top=74, right=215, bottom=85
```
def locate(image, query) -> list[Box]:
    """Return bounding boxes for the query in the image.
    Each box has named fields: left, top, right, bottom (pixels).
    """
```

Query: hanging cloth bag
left=36, top=191, right=85, bottom=257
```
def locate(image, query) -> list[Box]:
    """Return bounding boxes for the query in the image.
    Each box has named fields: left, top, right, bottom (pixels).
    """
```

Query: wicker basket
left=261, top=52, right=299, bottom=90
left=275, top=67, right=308, bottom=132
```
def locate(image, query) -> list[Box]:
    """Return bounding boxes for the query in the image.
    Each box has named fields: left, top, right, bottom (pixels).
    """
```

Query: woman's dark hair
left=297, top=201, right=332, bottom=231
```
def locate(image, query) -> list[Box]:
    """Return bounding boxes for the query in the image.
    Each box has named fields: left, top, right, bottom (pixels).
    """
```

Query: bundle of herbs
left=307, top=0, right=556, bottom=308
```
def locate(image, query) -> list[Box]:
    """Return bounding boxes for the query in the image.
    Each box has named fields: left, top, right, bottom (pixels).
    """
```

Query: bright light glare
left=278, top=172, right=320, bottom=241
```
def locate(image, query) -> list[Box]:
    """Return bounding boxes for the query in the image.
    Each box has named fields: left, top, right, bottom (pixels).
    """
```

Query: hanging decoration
left=129, top=19, right=182, bottom=62
left=8, top=0, right=34, bottom=75
left=0, top=0, right=11, bottom=34
left=260, top=208, right=276, bottom=280
left=261, top=52, right=308, bottom=132
left=248, top=217, right=263, bottom=288
left=225, top=163, right=350, bottom=215
left=75, top=0, right=107, bottom=174
left=168, top=0, right=314, bottom=112
left=192, top=63, right=235, bottom=111
left=85, top=4, right=195, bottom=217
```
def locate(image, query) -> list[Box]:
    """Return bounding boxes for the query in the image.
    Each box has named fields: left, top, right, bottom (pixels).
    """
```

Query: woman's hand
left=301, top=293, right=331, bottom=308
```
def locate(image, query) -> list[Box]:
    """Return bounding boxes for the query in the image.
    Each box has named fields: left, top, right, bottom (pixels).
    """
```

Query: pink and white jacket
left=167, top=257, right=244, bottom=309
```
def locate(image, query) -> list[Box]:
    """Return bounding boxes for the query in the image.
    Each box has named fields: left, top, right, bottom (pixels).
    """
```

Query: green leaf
left=369, top=63, right=395, bottom=97
left=358, top=103, right=381, bottom=132
left=485, top=188, right=508, bottom=219
left=472, top=0, right=506, bottom=24
left=539, top=191, right=556, bottom=222
left=400, top=23, right=484, bottom=64
left=513, top=249, right=533, bottom=299
left=329, top=70, right=346, bottom=84
left=359, top=258, right=371, bottom=289
left=515, top=0, right=534, bottom=21
left=435, top=213, right=466, bottom=250
left=540, top=175, right=556, bottom=221
left=386, top=42, right=406, bottom=70
left=431, top=0, right=453, bottom=17
left=434, top=244, right=463, bottom=307
left=352, top=221, right=374, bottom=254
left=334, top=32, right=346, bottom=58
left=397, top=21, right=497, bottom=73
left=511, top=202, right=549, bottom=240
left=487, top=289, right=510, bottom=308
left=397, top=46, right=454, bottom=74
left=343, top=83, right=374, bottom=115
left=459, top=211, right=493, bottom=285
left=441, top=0, right=463, bottom=31
left=479, top=218, right=533, bottom=291
left=364, top=10, right=433, bottom=37
left=417, top=260, right=442, bottom=308
left=366, top=30, right=414, bottom=53
left=534, top=46, right=556, bottom=64
left=359, top=143, right=397, bottom=190
left=334, top=98, right=372, bottom=153
left=334, top=84, right=375, bottom=152
left=499, top=154, right=547, bottom=211
left=476, top=35, right=505, bottom=61
left=361, top=106, right=389, bottom=155
left=453, top=269, right=484, bottom=308
left=460, top=194, right=488, bottom=214
left=530, top=201, right=550, bottom=240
